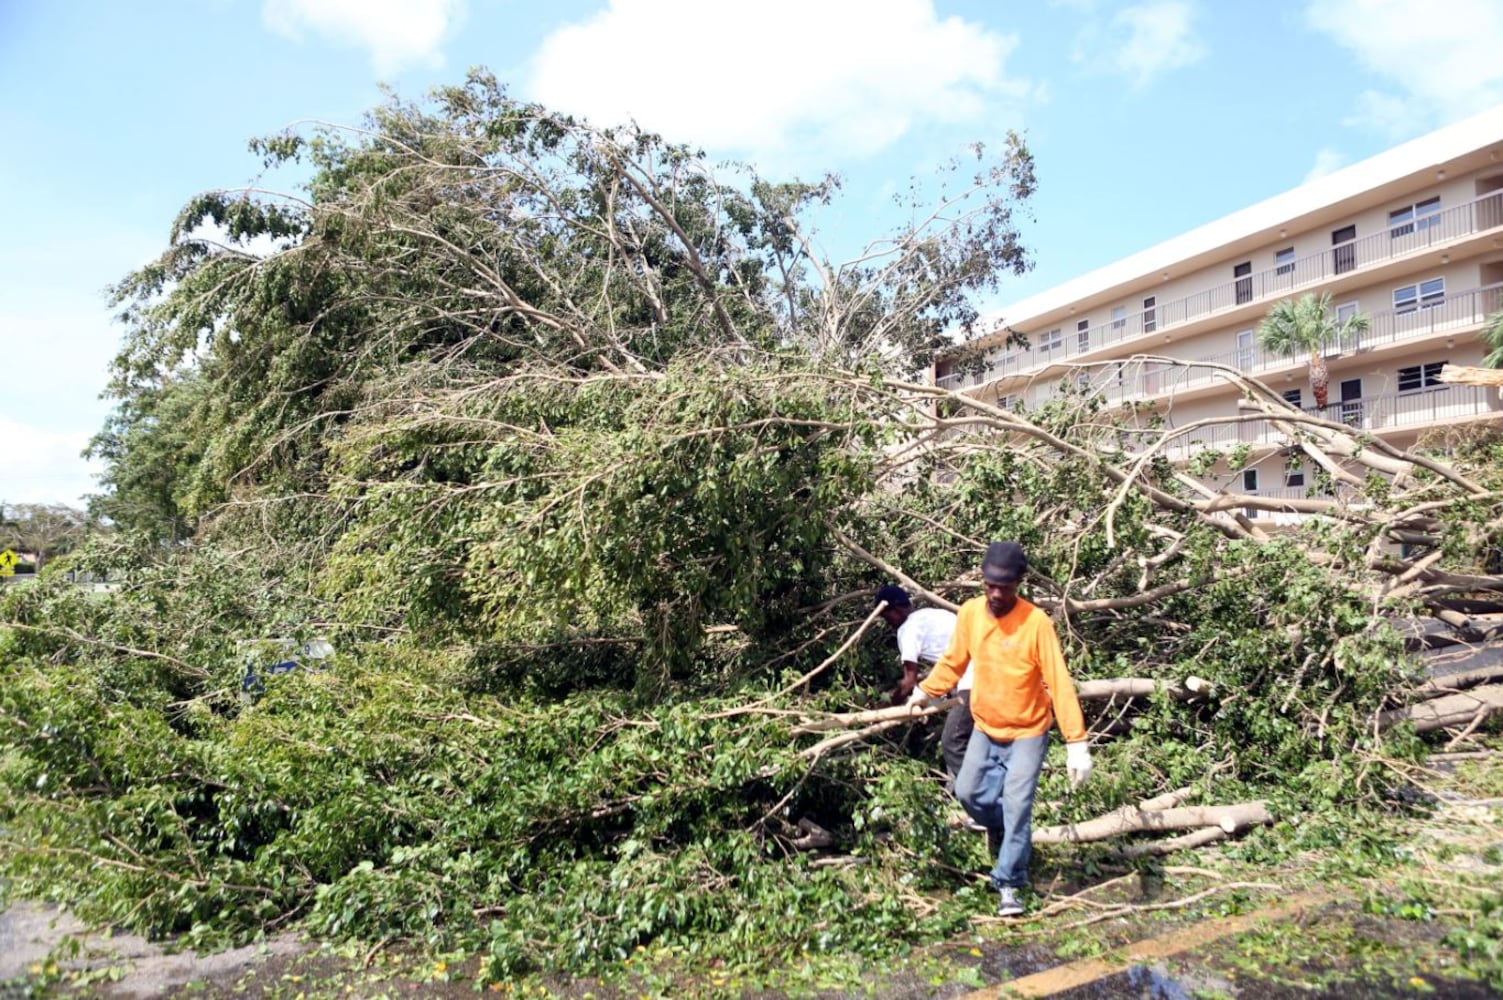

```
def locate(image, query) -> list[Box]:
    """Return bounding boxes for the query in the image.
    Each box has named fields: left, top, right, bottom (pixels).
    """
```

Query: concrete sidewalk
left=0, top=902, right=303, bottom=997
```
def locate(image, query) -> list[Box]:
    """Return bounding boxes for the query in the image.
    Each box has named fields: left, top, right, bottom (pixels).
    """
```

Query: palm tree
left=1256, top=292, right=1370, bottom=410
left=1482, top=308, right=1503, bottom=369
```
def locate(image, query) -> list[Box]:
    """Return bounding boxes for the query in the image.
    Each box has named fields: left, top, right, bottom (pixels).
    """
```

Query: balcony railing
left=1092, top=281, right=1503, bottom=404
left=1118, top=384, right=1503, bottom=462
left=937, top=188, right=1503, bottom=391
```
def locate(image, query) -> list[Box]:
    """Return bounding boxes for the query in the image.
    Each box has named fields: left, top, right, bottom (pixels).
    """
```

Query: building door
left=1332, top=225, right=1356, bottom=275
left=1236, top=329, right=1255, bottom=370
left=1340, top=377, right=1362, bottom=426
left=1234, top=261, right=1252, bottom=305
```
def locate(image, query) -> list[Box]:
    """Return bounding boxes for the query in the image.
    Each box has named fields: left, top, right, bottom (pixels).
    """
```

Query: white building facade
left=935, top=107, right=1503, bottom=511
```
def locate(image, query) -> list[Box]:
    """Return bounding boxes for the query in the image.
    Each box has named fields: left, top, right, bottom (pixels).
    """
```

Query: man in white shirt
left=875, top=585, right=974, bottom=782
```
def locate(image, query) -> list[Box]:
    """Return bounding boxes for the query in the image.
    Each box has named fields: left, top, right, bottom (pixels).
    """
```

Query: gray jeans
left=941, top=689, right=973, bottom=780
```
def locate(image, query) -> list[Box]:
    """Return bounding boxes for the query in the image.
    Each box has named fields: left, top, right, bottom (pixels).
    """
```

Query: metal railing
left=1117, top=384, right=1502, bottom=461
left=1087, top=282, right=1503, bottom=404
left=936, top=188, right=1503, bottom=391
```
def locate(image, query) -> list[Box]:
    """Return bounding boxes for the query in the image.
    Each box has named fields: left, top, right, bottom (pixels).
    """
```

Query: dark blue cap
left=981, top=541, right=1028, bottom=584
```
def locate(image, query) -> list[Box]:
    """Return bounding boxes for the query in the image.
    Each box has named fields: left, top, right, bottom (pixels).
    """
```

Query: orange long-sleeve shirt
left=918, top=595, right=1087, bottom=744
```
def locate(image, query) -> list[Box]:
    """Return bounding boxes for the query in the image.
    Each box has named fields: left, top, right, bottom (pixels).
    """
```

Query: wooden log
left=790, top=818, right=834, bottom=850
left=1114, top=826, right=1228, bottom=859
left=1410, top=666, right=1503, bottom=701
left=1437, top=363, right=1503, bottom=387
left=1032, top=802, right=1271, bottom=844
left=1076, top=676, right=1214, bottom=702
left=1384, top=684, right=1503, bottom=733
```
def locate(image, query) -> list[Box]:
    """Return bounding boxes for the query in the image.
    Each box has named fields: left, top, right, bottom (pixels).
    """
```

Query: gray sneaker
left=997, top=886, right=1024, bottom=918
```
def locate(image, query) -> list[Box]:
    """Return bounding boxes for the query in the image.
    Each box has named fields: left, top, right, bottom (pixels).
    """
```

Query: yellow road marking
left=965, top=891, right=1327, bottom=998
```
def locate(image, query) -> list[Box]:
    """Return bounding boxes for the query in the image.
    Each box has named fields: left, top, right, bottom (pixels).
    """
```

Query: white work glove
left=1066, top=741, right=1093, bottom=789
left=905, top=686, right=935, bottom=710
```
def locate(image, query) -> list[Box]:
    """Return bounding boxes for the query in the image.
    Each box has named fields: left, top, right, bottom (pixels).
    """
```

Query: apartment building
left=935, top=105, right=1503, bottom=512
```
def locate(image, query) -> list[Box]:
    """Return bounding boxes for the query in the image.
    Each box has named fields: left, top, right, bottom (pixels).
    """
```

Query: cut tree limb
left=1033, top=802, right=1271, bottom=845
left=1113, top=826, right=1228, bottom=858
left=790, top=818, right=834, bottom=851
left=790, top=697, right=960, bottom=735
left=1438, top=364, right=1503, bottom=387
left=1383, top=684, right=1503, bottom=733
left=1409, top=666, right=1503, bottom=701
left=1076, top=676, right=1215, bottom=702
left=787, top=676, right=1212, bottom=739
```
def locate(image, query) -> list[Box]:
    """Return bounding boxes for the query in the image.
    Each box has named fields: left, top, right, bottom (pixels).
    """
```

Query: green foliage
left=1257, top=291, right=1370, bottom=362
left=1482, top=309, right=1503, bottom=369
left=7, top=69, right=1498, bottom=987
left=0, top=575, right=977, bottom=971
left=1444, top=894, right=1503, bottom=990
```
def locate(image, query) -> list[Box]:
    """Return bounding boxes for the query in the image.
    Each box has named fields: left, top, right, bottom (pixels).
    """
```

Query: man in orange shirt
left=907, top=541, right=1093, bottom=917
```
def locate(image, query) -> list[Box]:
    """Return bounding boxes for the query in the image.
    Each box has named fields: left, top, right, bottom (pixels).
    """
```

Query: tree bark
left=788, top=676, right=1212, bottom=737
left=1032, top=802, right=1271, bottom=844
left=1113, top=826, right=1228, bottom=858
left=1409, top=666, right=1503, bottom=701
left=1383, top=684, right=1503, bottom=733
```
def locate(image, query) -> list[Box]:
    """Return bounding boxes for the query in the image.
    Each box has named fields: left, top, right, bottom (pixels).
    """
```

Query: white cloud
left=1304, top=148, right=1348, bottom=183
left=525, top=0, right=1026, bottom=165
left=1074, top=1, right=1206, bottom=90
left=262, top=0, right=461, bottom=75
left=0, top=417, right=101, bottom=508
left=1306, top=0, right=1503, bottom=135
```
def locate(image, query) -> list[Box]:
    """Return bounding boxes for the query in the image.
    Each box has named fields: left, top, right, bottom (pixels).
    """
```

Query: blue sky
left=4, top=0, right=1502, bottom=508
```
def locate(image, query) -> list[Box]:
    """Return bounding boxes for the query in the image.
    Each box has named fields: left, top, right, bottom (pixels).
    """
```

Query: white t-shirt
left=896, top=607, right=973, bottom=691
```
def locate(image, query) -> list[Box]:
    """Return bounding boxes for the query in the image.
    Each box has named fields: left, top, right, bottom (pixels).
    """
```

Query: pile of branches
left=4, top=73, right=1503, bottom=979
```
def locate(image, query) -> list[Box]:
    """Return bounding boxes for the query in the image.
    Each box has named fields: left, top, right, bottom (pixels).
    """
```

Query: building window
left=1076, top=373, right=1092, bottom=391
left=1282, top=388, right=1302, bottom=409
left=1076, top=319, right=1091, bottom=352
left=1394, top=277, right=1444, bottom=314
left=1242, top=469, right=1258, bottom=492
left=1234, top=261, right=1252, bottom=305
left=1143, top=295, right=1157, bottom=333
left=1397, top=361, right=1447, bottom=392
left=1285, top=460, right=1305, bottom=489
left=1275, top=247, right=1295, bottom=276
left=1111, top=306, right=1126, bottom=331
left=1336, top=301, right=1359, bottom=325
left=1420, top=277, right=1444, bottom=308
left=1040, top=328, right=1062, bottom=353
left=1389, top=196, right=1441, bottom=238
left=999, top=393, right=1020, bottom=410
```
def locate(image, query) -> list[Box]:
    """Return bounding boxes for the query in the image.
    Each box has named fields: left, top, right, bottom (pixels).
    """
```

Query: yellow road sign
left=0, top=549, right=16, bottom=577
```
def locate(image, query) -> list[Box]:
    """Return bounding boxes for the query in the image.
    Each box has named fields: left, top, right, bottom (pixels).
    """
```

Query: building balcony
left=936, top=188, right=1503, bottom=392
left=1118, top=383, right=1503, bottom=463
left=1095, top=281, right=1503, bottom=405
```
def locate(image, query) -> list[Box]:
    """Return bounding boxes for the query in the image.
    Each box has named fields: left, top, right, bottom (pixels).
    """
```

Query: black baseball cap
left=981, top=541, right=1028, bottom=584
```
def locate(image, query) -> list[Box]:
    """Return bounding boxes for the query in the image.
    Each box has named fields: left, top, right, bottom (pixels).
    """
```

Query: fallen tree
left=4, top=73, right=1503, bottom=986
